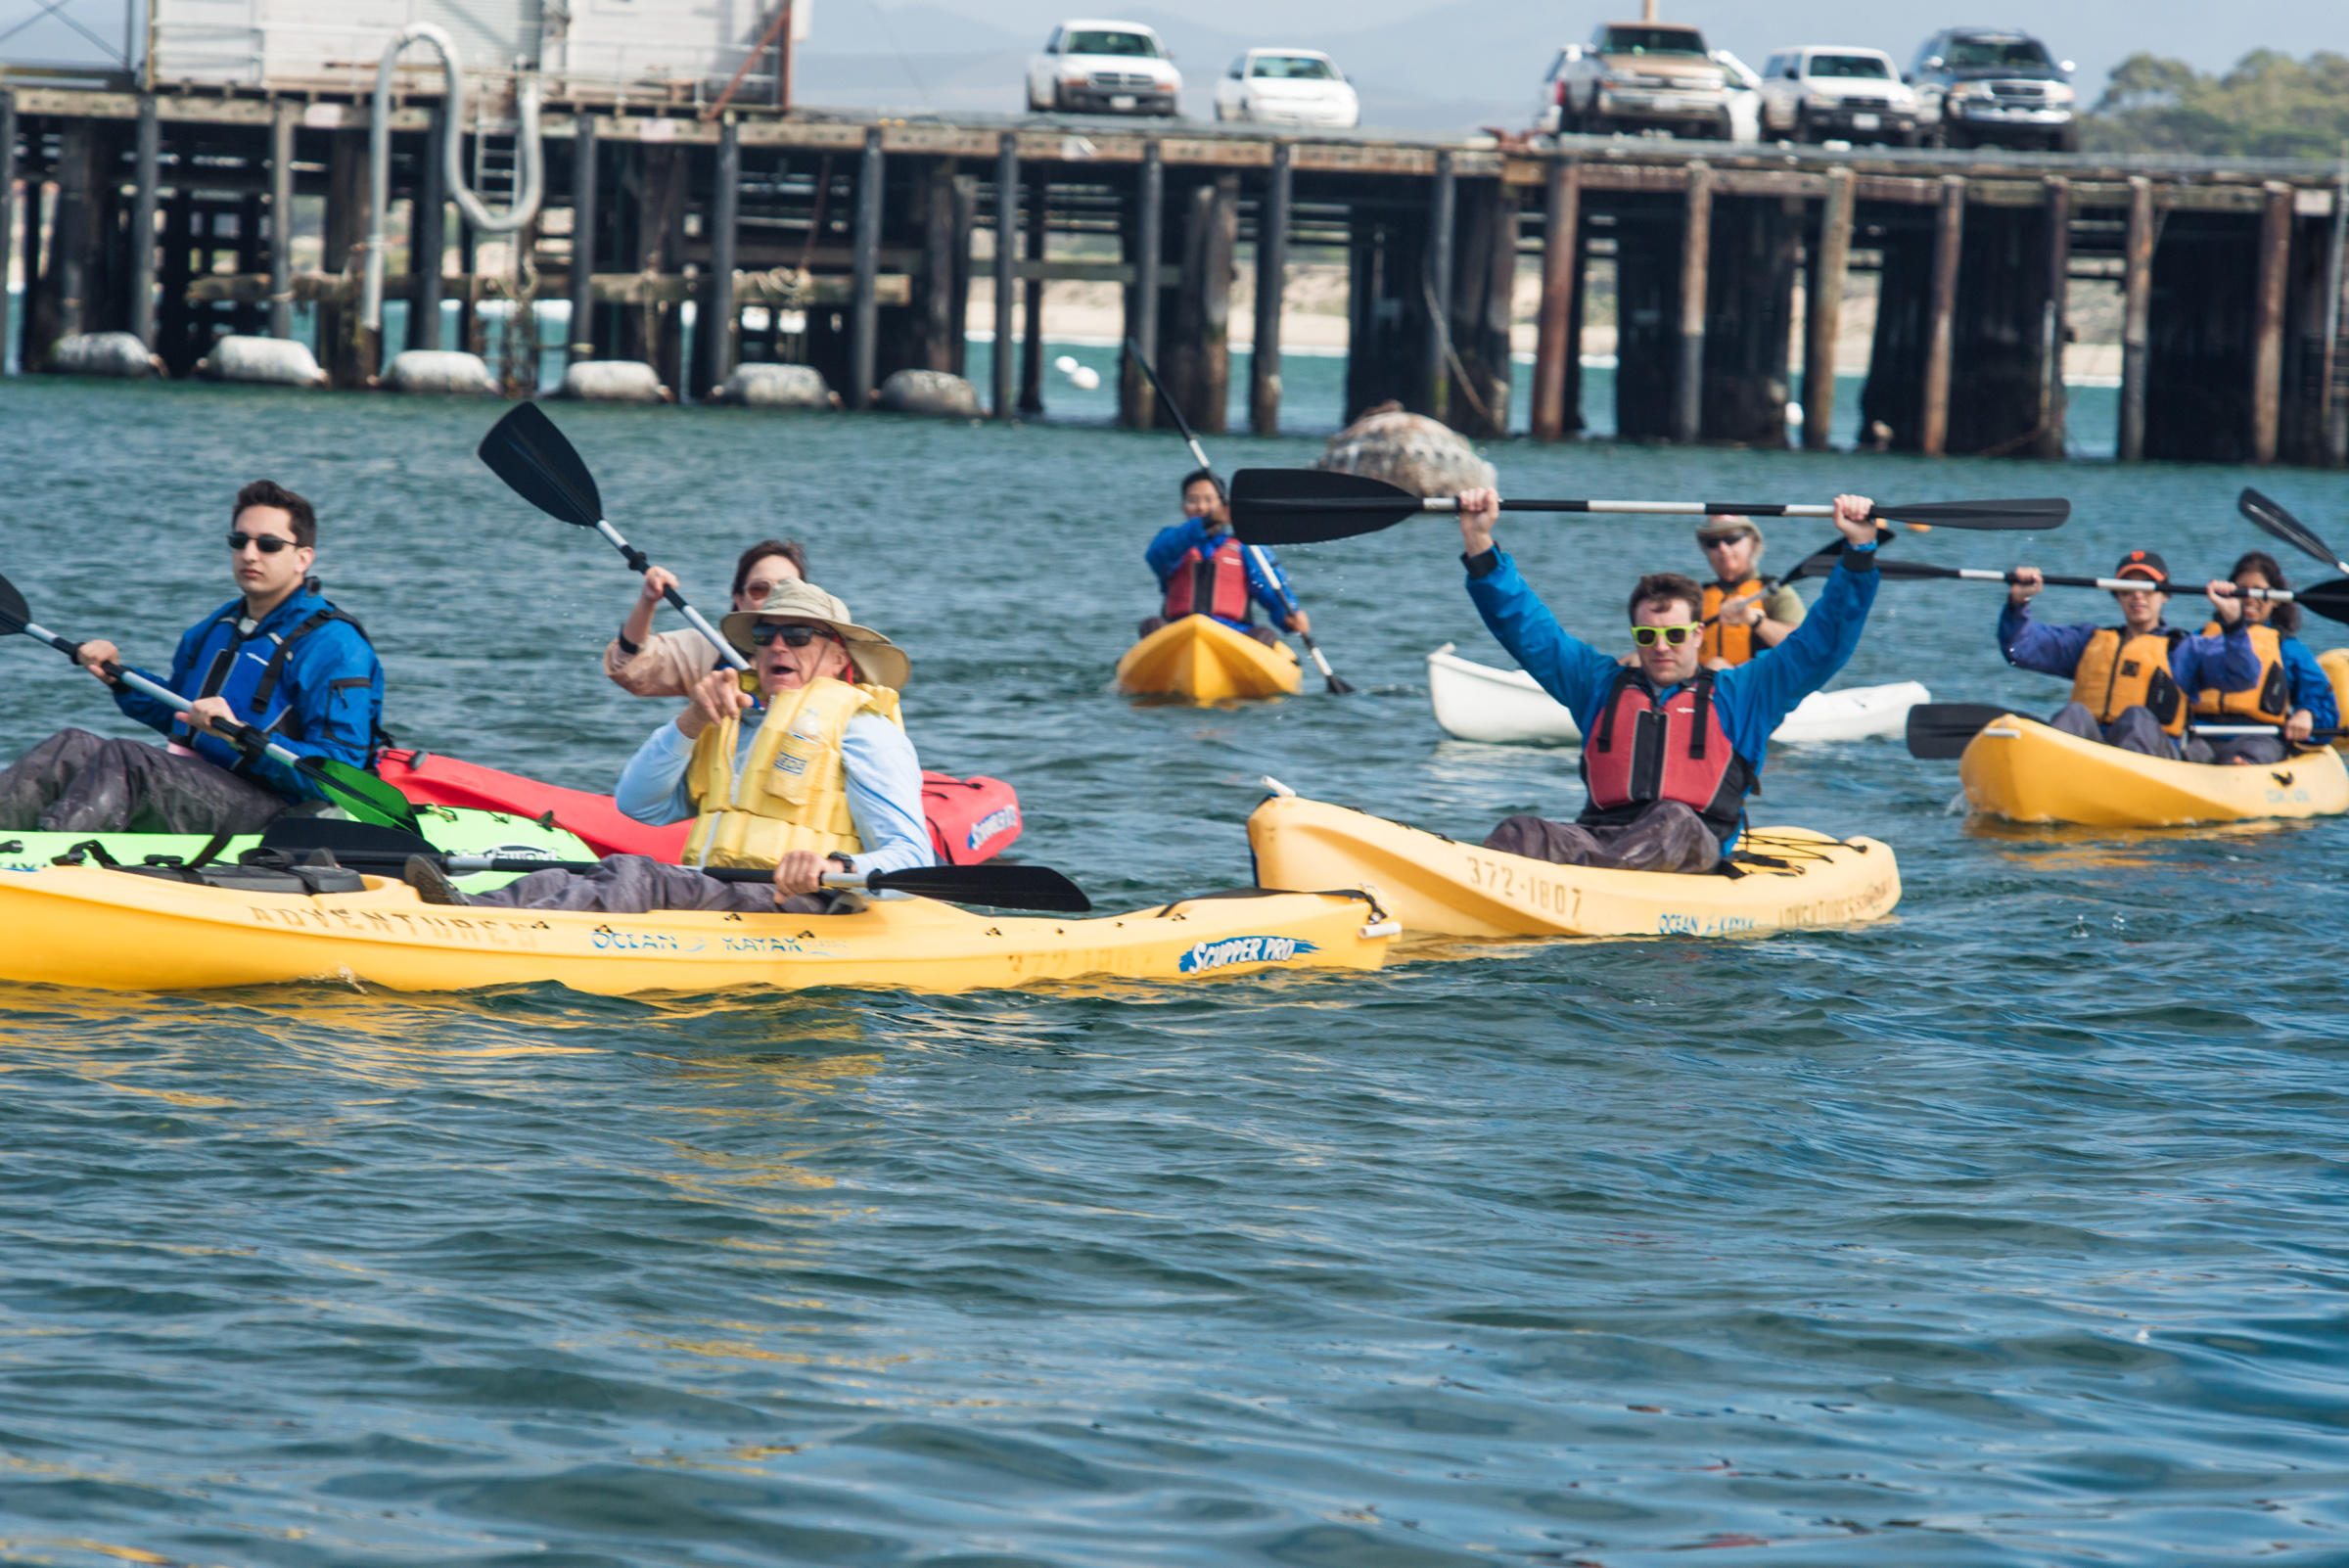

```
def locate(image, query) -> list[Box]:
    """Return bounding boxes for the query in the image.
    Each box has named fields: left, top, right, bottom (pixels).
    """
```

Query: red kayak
left=380, top=750, right=1022, bottom=864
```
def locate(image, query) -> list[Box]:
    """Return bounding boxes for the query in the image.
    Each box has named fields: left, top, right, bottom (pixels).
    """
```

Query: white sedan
left=1214, top=49, right=1359, bottom=128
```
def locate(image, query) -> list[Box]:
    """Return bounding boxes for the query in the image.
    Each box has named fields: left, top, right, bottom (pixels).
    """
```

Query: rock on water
left=557, top=361, right=669, bottom=402
left=381, top=350, right=498, bottom=396
left=46, top=332, right=161, bottom=379
left=196, top=336, right=328, bottom=388
left=714, top=363, right=837, bottom=409
left=875, top=369, right=981, bottom=418
left=1315, top=404, right=1495, bottom=495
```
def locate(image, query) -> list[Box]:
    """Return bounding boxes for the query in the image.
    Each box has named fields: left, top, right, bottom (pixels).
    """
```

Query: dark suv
left=1907, top=28, right=2077, bottom=151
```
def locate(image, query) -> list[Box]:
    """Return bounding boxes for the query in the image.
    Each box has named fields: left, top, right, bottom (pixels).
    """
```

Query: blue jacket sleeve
left=1241, top=543, right=1300, bottom=630
left=1146, top=519, right=1216, bottom=587
left=2281, top=637, right=2340, bottom=728
left=2170, top=623, right=2257, bottom=696
left=1999, top=603, right=2097, bottom=678
left=111, top=619, right=210, bottom=736
left=247, top=623, right=383, bottom=799
left=1464, top=551, right=1627, bottom=733
left=1713, top=546, right=1878, bottom=761
left=616, top=718, right=701, bottom=827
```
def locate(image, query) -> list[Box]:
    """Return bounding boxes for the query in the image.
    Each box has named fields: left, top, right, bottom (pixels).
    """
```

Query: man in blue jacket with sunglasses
left=1456, top=486, right=1882, bottom=874
left=0, top=480, right=384, bottom=835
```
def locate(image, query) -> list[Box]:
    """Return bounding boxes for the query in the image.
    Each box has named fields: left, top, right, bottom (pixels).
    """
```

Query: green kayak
left=0, top=804, right=591, bottom=892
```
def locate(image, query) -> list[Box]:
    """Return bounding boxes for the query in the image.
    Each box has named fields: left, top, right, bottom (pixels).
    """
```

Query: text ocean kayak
left=1248, top=791, right=1900, bottom=940
left=0, top=805, right=590, bottom=892
left=0, top=867, right=1396, bottom=996
left=379, top=750, right=1022, bottom=865
left=1426, top=644, right=1927, bottom=747
left=1958, top=714, right=2349, bottom=827
left=1116, top=617, right=1302, bottom=702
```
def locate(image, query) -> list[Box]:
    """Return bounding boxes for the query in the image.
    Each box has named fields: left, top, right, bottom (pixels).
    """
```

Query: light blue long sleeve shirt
left=614, top=711, right=932, bottom=880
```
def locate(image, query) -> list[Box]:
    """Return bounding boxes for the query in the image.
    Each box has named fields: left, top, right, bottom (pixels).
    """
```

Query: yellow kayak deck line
left=1248, top=793, right=1900, bottom=940
left=0, top=867, right=1397, bottom=996
left=1115, top=615, right=1302, bottom=703
left=1958, top=713, right=2349, bottom=827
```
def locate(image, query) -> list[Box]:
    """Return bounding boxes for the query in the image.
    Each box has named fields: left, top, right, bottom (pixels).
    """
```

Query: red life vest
left=1163, top=535, right=1252, bottom=623
left=1578, top=669, right=1754, bottom=844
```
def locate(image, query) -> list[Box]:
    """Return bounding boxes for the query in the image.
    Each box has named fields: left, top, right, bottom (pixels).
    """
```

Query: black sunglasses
left=750, top=622, right=840, bottom=648
left=227, top=531, right=299, bottom=554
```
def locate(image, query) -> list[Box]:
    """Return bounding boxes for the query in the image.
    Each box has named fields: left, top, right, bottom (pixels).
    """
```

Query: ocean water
left=2, top=375, right=2347, bottom=1565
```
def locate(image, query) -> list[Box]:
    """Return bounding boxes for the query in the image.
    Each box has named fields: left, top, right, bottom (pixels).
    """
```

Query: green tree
left=2084, top=50, right=2349, bottom=159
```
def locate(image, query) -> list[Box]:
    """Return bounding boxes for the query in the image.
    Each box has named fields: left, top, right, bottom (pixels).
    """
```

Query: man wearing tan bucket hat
left=1693, top=514, right=1807, bottom=670
left=407, top=581, right=928, bottom=913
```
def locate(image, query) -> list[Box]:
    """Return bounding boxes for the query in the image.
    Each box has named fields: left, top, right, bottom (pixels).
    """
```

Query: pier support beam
left=1701, top=194, right=1800, bottom=446
left=318, top=129, right=368, bottom=388
left=42, top=125, right=98, bottom=355
left=129, top=95, right=159, bottom=346
left=2328, top=175, right=2349, bottom=468
left=267, top=104, right=295, bottom=342
left=2249, top=180, right=2290, bottom=465
left=1425, top=152, right=1455, bottom=423
left=1920, top=175, right=1964, bottom=457
left=703, top=117, right=744, bottom=399
left=2034, top=177, right=2071, bottom=458
left=847, top=124, right=881, bottom=405
left=1803, top=167, right=1853, bottom=450
left=1019, top=168, right=1046, bottom=414
left=1674, top=162, right=1711, bottom=443
left=991, top=132, right=1016, bottom=419
left=1531, top=158, right=1582, bottom=440
left=0, top=88, right=16, bottom=374
left=1120, top=141, right=1163, bottom=429
left=564, top=114, right=594, bottom=361
left=1160, top=173, right=1236, bottom=435
left=1441, top=176, right=1515, bottom=439
left=949, top=171, right=976, bottom=378
left=1250, top=140, right=1290, bottom=437
left=410, top=107, right=446, bottom=352
left=921, top=159, right=957, bottom=372
left=2119, top=176, right=2153, bottom=462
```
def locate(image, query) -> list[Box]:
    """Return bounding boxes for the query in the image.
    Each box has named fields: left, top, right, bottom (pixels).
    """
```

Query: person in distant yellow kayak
left=1456, top=488, right=1884, bottom=875
left=2190, top=550, right=2339, bottom=764
left=1693, top=514, right=1806, bottom=669
left=2000, top=549, right=2257, bottom=760
left=1141, top=469, right=1311, bottom=646
left=606, top=537, right=808, bottom=696
left=406, top=582, right=928, bottom=915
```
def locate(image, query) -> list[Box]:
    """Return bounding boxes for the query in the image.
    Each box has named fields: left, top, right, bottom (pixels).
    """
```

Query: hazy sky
left=802, top=0, right=2341, bottom=126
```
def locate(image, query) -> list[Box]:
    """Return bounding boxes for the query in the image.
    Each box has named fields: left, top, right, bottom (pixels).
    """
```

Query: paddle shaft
left=11, top=616, right=318, bottom=772
left=1123, top=338, right=1347, bottom=687
left=1894, top=564, right=2301, bottom=601
left=597, top=519, right=749, bottom=672
left=1271, top=496, right=1897, bottom=519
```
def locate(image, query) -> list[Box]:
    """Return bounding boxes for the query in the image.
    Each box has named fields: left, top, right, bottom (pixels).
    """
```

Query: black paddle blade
left=2294, top=577, right=2349, bottom=626
left=1905, top=702, right=2018, bottom=760
left=479, top=403, right=603, bottom=528
left=1323, top=672, right=1358, bottom=696
left=1230, top=468, right=1423, bottom=546
left=2238, top=487, right=2348, bottom=573
left=870, top=862, right=1092, bottom=913
left=261, top=815, right=438, bottom=861
left=1873, top=497, right=2069, bottom=530
left=0, top=572, right=25, bottom=633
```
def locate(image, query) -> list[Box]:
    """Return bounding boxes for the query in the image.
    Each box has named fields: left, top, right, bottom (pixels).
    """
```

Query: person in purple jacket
left=1999, top=549, right=2256, bottom=761
left=1457, top=486, right=1883, bottom=875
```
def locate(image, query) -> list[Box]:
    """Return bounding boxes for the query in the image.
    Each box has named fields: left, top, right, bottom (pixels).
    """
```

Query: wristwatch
left=826, top=852, right=856, bottom=872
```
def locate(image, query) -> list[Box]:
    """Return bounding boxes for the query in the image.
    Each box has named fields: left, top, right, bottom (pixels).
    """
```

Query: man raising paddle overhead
left=0, top=481, right=384, bottom=836
left=1456, top=487, right=1883, bottom=875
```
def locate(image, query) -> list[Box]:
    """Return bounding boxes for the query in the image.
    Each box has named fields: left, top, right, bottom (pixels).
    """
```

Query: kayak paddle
left=1228, top=468, right=2072, bottom=547
left=1859, top=557, right=2349, bottom=622
left=257, top=817, right=1094, bottom=912
left=0, top=573, right=422, bottom=833
left=1904, top=703, right=2342, bottom=761
left=478, top=403, right=748, bottom=671
left=2238, top=487, right=2349, bottom=577
left=1124, top=338, right=1355, bottom=695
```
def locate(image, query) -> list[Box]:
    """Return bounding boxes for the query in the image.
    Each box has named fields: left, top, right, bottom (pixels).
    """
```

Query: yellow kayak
left=1115, top=615, right=1301, bottom=702
left=1247, top=792, right=1900, bottom=940
left=1958, top=713, right=2349, bottom=826
left=0, top=867, right=1397, bottom=996
left=2325, top=649, right=2349, bottom=752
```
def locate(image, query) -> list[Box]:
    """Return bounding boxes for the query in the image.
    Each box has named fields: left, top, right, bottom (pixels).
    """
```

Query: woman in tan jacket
left=605, top=538, right=808, bottom=697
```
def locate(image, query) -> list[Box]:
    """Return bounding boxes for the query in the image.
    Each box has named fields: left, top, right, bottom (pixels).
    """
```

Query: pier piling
left=565, top=114, right=595, bottom=362
left=2250, top=181, right=2291, bottom=464
left=1250, top=141, right=1291, bottom=437
left=129, top=95, right=158, bottom=347
left=1802, top=167, right=1853, bottom=451
left=1531, top=158, right=1582, bottom=441
left=991, top=133, right=1017, bottom=419
left=1674, top=162, right=1712, bottom=445
left=2119, top=176, right=2153, bottom=462
left=848, top=124, right=880, bottom=408
left=0, top=87, right=16, bottom=374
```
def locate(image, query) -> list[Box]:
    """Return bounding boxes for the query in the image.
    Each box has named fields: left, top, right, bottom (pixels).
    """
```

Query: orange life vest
left=2071, top=626, right=2188, bottom=737
left=1700, top=576, right=1765, bottom=667
left=2191, top=622, right=2291, bottom=723
left=1163, top=535, right=1251, bottom=623
left=1579, top=669, right=1754, bottom=845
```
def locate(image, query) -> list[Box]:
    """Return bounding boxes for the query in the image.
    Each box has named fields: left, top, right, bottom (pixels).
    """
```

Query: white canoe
left=1426, top=643, right=1929, bottom=747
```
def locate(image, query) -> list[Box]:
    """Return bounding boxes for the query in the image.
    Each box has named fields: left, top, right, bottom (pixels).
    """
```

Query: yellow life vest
left=2192, top=622, right=2292, bottom=722
left=2070, top=626, right=2187, bottom=736
left=1700, top=577, right=1764, bottom=667
left=680, top=676, right=904, bottom=868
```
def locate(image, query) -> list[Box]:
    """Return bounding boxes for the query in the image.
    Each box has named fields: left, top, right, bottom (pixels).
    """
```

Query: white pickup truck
left=1026, top=20, right=1182, bottom=116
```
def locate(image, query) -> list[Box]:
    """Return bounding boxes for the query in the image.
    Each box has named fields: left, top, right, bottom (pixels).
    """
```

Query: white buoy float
left=712, top=362, right=837, bottom=409
left=379, top=350, right=498, bottom=395
left=45, top=332, right=161, bottom=379
left=196, top=336, right=328, bottom=389
left=555, top=360, right=669, bottom=402
left=875, top=369, right=982, bottom=418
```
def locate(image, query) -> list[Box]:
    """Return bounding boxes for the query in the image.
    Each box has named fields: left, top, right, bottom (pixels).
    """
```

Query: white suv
left=1757, top=47, right=1924, bottom=145
left=1026, top=21, right=1181, bottom=116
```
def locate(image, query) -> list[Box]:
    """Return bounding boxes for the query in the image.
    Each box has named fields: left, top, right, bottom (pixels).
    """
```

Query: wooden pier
left=3, top=80, right=2347, bottom=465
